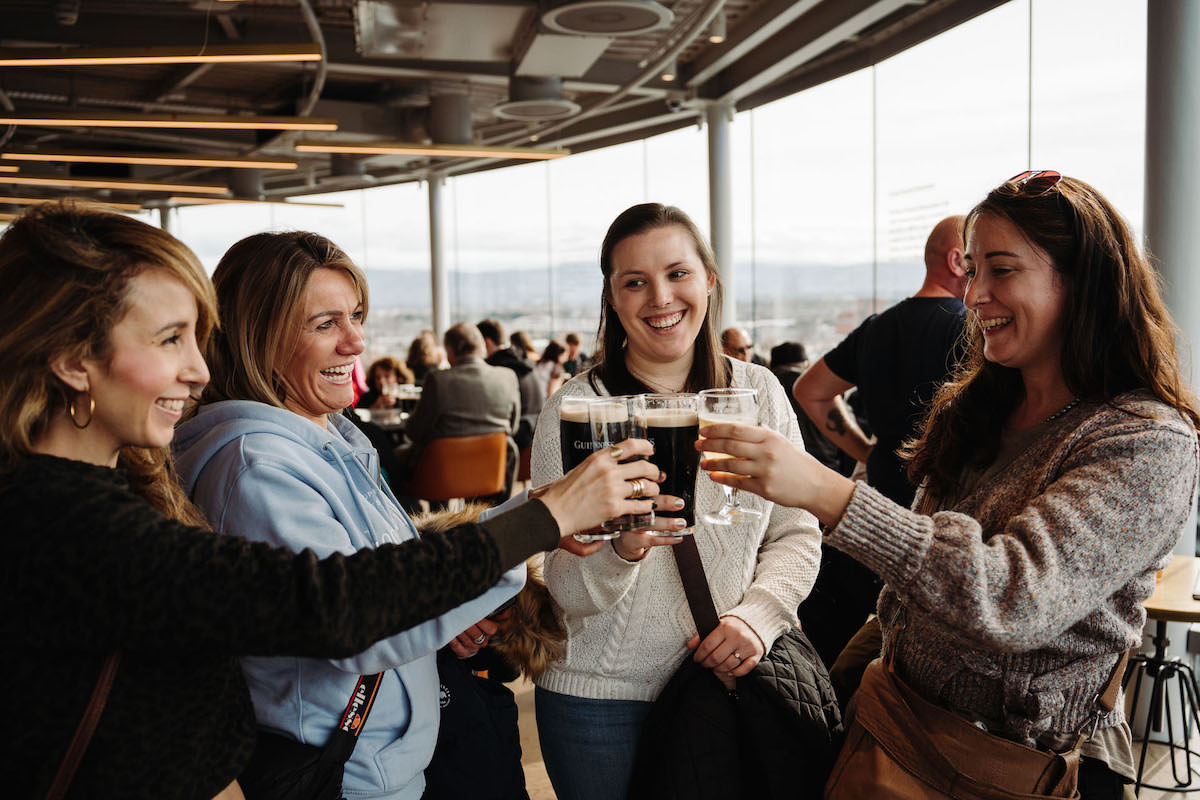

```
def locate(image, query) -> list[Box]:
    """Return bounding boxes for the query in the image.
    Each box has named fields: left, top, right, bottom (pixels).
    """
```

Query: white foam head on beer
left=637, top=408, right=699, bottom=427
left=589, top=399, right=630, bottom=424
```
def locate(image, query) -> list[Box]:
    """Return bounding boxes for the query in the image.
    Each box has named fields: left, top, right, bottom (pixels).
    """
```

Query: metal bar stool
left=1128, top=554, right=1200, bottom=796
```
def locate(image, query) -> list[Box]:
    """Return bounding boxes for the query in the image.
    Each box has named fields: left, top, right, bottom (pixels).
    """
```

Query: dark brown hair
left=0, top=200, right=216, bottom=526
left=903, top=175, right=1200, bottom=500
left=590, top=203, right=730, bottom=395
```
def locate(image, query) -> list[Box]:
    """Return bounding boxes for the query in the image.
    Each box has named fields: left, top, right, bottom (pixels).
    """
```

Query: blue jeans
left=534, top=687, right=654, bottom=800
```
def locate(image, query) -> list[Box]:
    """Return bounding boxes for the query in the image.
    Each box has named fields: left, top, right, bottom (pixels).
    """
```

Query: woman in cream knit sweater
left=700, top=173, right=1200, bottom=798
left=530, top=203, right=822, bottom=799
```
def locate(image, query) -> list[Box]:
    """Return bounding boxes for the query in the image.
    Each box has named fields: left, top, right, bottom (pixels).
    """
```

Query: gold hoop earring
left=69, top=390, right=95, bottom=430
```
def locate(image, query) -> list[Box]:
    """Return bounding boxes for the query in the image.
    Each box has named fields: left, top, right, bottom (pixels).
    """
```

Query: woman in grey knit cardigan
left=699, top=172, right=1200, bottom=797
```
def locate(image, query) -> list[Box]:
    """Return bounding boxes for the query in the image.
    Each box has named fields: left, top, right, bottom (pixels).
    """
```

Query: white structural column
left=428, top=173, right=451, bottom=338
left=1145, top=0, right=1199, bottom=557
left=157, top=206, right=173, bottom=234
left=707, top=102, right=736, bottom=330
left=1129, top=1, right=1200, bottom=743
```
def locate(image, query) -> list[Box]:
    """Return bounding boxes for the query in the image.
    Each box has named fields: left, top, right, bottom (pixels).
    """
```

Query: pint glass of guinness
left=586, top=395, right=653, bottom=538
left=559, top=396, right=598, bottom=474
left=638, top=393, right=700, bottom=531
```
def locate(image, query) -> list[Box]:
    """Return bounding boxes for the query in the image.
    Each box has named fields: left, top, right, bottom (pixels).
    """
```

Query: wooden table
left=1145, top=554, right=1200, bottom=623
left=1130, top=553, right=1200, bottom=794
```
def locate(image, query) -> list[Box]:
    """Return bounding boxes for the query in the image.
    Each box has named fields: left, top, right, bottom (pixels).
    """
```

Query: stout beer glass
left=638, top=393, right=700, bottom=532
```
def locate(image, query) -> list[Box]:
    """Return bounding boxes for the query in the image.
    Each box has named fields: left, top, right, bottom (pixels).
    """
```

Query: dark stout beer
left=642, top=409, right=700, bottom=528
left=559, top=402, right=595, bottom=473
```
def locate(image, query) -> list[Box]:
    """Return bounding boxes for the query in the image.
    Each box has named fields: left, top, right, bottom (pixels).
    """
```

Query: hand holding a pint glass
left=536, top=436, right=664, bottom=554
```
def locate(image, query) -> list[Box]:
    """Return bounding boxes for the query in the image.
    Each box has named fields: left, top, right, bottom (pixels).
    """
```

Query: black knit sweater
left=0, top=454, right=558, bottom=799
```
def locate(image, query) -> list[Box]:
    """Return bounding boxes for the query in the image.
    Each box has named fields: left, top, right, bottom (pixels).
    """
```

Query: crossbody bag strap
left=313, top=672, right=384, bottom=772
left=45, top=652, right=121, bottom=800
left=670, top=535, right=720, bottom=638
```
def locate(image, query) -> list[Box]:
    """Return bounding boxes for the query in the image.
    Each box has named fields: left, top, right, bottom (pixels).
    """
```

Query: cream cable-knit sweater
left=531, top=358, right=823, bottom=702
left=827, top=393, right=1200, bottom=744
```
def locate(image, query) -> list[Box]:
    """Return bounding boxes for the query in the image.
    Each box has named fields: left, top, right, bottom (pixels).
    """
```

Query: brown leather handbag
left=824, top=650, right=1127, bottom=800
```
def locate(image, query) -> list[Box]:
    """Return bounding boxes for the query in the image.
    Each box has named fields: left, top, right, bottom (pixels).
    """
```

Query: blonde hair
left=201, top=231, right=368, bottom=408
left=0, top=200, right=216, bottom=525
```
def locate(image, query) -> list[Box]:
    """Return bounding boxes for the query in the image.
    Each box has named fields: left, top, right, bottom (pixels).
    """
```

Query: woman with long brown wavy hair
left=699, top=173, right=1200, bottom=797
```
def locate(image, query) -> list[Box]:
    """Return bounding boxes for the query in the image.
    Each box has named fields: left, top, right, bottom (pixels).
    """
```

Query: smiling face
left=965, top=213, right=1069, bottom=382
left=80, top=269, right=209, bottom=462
left=608, top=225, right=714, bottom=370
left=277, top=268, right=365, bottom=427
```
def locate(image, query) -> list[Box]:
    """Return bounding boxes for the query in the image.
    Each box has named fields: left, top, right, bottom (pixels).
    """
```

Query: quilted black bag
left=628, top=537, right=842, bottom=800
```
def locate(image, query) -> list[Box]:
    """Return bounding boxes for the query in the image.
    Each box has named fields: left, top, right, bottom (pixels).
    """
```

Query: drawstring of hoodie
left=323, top=441, right=418, bottom=546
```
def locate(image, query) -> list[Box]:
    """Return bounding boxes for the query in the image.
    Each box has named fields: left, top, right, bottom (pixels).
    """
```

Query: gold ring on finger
left=609, top=445, right=624, bottom=461
left=627, top=478, right=644, bottom=500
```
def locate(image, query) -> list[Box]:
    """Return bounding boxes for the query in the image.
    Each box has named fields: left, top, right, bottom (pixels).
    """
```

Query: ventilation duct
left=493, top=76, right=581, bottom=121
left=541, top=0, right=673, bottom=36
left=429, top=90, right=472, bottom=145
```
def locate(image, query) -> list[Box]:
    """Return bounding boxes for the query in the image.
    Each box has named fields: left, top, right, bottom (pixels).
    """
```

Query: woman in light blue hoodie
left=174, top=231, right=684, bottom=799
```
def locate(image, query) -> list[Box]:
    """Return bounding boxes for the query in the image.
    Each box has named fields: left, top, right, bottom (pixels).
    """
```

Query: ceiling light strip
left=1, top=175, right=229, bottom=194
left=167, top=196, right=344, bottom=208
left=294, top=140, right=568, bottom=160
left=0, top=113, right=338, bottom=131
left=0, top=195, right=143, bottom=211
left=0, top=43, right=322, bottom=67
left=0, top=164, right=17, bottom=173
left=0, top=150, right=298, bottom=170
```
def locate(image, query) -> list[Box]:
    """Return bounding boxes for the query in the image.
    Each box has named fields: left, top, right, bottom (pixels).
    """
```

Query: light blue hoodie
left=173, top=400, right=524, bottom=799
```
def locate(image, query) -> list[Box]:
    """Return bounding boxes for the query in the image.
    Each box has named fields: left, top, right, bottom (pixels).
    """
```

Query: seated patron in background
left=479, top=318, right=543, bottom=448
left=173, top=230, right=663, bottom=800
left=510, top=330, right=538, bottom=362
left=1, top=202, right=652, bottom=799
left=563, top=331, right=589, bottom=376
left=535, top=339, right=568, bottom=398
left=402, top=323, right=522, bottom=494
left=356, top=355, right=414, bottom=410
left=699, top=173, right=1200, bottom=798
left=769, top=341, right=850, bottom=475
left=406, top=329, right=442, bottom=385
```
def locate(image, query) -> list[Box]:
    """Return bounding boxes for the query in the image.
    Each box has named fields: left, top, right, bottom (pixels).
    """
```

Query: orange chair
left=397, top=431, right=510, bottom=504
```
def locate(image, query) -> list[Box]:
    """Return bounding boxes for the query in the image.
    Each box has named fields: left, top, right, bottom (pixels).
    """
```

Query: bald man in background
left=793, top=215, right=968, bottom=671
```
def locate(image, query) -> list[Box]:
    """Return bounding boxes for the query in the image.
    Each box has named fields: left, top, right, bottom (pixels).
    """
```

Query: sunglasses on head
left=1007, top=169, right=1062, bottom=195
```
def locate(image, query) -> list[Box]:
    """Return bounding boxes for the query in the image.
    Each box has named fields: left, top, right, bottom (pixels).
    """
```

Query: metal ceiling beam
left=684, top=0, right=824, bottom=89
left=733, top=0, right=1008, bottom=113
left=148, top=64, right=216, bottom=106
left=706, top=0, right=914, bottom=106
left=270, top=60, right=672, bottom=100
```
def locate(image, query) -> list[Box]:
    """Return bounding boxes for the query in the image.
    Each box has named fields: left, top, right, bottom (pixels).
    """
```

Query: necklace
left=1043, top=399, right=1080, bottom=424
left=628, top=366, right=683, bottom=394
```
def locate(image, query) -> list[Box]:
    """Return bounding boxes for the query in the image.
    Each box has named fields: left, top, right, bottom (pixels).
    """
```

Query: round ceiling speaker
left=541, top=0, right=674, bottom=37
left=493, top=76, right=583, bottom=121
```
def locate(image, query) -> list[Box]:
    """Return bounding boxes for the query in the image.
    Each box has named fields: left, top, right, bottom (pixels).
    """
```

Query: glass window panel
left=449, top=160, right=552, bottom=346
left=874, top=0, right=1029, bottom=309
left=749, top=69, right=874, bottom=359
left=548, top=140, right=646, bottom=349
left=358, top=183, right=431, bottom=364
left=1030, top=0, right=1146, bottom=232
left=173, top=203, right=273, bottom=271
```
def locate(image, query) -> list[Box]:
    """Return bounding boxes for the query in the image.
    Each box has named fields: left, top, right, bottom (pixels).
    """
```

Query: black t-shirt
left=824, top=296, right=966, bottom=507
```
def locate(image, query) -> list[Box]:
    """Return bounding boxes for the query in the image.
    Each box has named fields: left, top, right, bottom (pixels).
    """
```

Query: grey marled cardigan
left=826, top=392, right=1200, bottom=743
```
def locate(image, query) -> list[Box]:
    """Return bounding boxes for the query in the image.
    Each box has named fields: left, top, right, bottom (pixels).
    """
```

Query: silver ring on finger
left=733, top=651, right=743, bottom=661
left=627, top=478, right=645, bottom=500
left=472, top=634, right=487, bottom=645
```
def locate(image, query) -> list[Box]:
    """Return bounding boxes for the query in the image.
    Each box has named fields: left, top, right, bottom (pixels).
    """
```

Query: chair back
left=401, top=431, right=509, bottom=502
